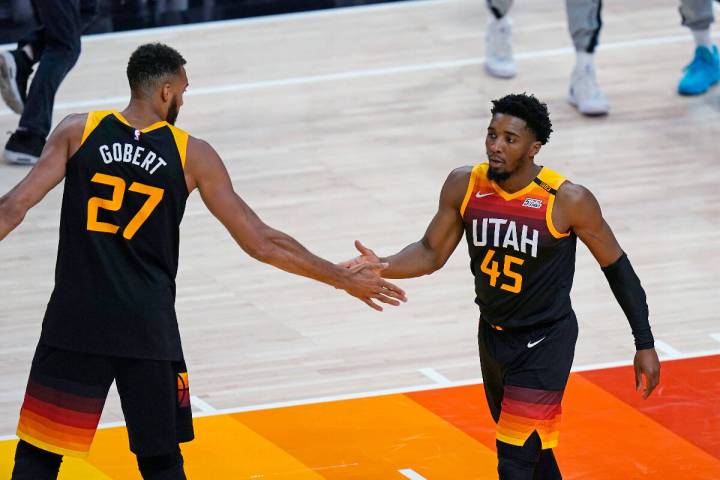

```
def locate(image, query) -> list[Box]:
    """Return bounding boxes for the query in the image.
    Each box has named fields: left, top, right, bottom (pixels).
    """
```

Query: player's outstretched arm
left=341, top=167, right=469, bottom=279
left=556, top=182, right=660, bottom=399
left=0, top=114, right=84, bottom=242
left=184, top=138, right=406, bottom=311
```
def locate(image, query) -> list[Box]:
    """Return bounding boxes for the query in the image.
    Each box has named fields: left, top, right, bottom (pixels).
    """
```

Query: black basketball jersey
left=40, top=111, right=190, bottom=360
left=461, top=163, right=577, bottom=328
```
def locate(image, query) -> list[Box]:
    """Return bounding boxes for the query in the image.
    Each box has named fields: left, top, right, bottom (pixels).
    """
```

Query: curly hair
left=127, top=43, right=186, bottom=97
left=490, top=93, right=553, bottom=145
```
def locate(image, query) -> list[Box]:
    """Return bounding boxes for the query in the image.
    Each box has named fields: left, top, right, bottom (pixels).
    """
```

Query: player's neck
left=120, top=100, right=167, bottom=130
left=495, top=162, right=541, bottom=193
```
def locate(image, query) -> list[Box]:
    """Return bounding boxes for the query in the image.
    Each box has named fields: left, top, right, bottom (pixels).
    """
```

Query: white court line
left=418, top=367, right=452, bottom=385
left=399, top=468, right=427, bottom=480
left=191, top=395, right=217, bottom=413
left=710, top=333, right=720, bottom=344
left=1, top=348, right=719, bottom=440
left=654, top=340, right=683, bottom=358
left=2, top=31, right=719, bottom=118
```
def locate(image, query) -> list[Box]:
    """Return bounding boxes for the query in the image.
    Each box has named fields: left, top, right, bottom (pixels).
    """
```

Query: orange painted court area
left=1, top=355, right=718, bottom=479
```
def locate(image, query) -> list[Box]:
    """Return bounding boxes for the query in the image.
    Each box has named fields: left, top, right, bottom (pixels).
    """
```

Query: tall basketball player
left=0, top=43, right=406, bottom=480
left=342, top=93, right=660, bottom=479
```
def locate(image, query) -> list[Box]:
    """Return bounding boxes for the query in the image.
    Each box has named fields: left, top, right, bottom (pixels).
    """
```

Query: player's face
left=166, top=67, right=188, bottom=125
left=485, top=114, right=539, bottom=181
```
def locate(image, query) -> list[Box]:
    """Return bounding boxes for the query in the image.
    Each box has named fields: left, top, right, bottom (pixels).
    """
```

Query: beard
left=166, top=95, right=180, bottom=125
left=487, top=165, right=512, bottom=182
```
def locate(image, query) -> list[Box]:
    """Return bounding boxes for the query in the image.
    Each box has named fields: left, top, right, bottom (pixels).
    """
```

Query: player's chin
left=488, top=159, right=505, bottom=171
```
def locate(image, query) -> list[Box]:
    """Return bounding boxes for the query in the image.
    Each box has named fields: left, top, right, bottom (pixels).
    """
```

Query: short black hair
left=127, top=43, right=186, bottom=96
left=490, top=93, right=552, bottom=145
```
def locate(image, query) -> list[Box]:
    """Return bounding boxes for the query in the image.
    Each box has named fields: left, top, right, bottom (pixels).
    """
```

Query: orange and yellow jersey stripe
left=460, top=163, right=577, bottom=328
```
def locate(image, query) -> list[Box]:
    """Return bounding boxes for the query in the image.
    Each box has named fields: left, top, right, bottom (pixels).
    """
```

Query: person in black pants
left=0, top=0, right=83, bottom=165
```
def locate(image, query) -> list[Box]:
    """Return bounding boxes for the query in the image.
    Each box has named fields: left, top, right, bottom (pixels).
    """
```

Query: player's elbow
left=420, top=238, right=447, bottom=274
left=244, top=239, right=273, bottom=263
left=0, top=195, right=28, bottom=229
left=243, top=229, right=282, bottom=264
left=427, top=254, right=448, bottom=274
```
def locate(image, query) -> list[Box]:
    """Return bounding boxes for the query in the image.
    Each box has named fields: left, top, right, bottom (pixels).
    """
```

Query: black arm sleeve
left=601, top=253, right=654, bottom=350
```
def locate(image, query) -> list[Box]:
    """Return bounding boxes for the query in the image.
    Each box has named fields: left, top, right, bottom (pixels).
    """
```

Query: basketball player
left=0, top=43, right=406, bottom=480
left=342, top=93, right=660, bottom=479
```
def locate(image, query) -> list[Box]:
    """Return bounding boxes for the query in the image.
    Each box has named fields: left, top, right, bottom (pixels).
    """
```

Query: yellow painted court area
left=1, top=357, right=719, bottom=479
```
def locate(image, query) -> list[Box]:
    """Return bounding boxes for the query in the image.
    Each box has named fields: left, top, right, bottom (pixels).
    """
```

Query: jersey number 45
left=480, top=249, right=524, bottom=294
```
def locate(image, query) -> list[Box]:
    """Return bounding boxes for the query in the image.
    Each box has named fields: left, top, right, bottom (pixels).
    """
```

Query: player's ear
left=161, top=82, right=172, bottom=103
left=529, top=141, right=542, bottom=157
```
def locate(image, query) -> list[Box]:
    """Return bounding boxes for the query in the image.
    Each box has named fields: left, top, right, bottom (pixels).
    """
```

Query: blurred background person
left=0, top=0, right=95, bottom=165
left=677, top=0, right=720, bottom=95
left=484, top=0, right=609, bottom=117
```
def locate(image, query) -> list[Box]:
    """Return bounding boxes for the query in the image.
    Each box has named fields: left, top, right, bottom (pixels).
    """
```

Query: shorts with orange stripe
left=478, top=311, right=578, bottom=450
left=16, top=344, right=194, bottom=458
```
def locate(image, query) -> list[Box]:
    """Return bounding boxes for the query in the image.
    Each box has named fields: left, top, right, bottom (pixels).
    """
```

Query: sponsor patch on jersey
left=522, top=198, right=543, bottom=209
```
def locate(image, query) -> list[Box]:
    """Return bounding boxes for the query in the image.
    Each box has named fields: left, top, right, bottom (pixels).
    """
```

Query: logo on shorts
left=177, top=372, right=190, bottom=408
left=527, top=337, right=546, bottom=348
left=522, top=198, right=543, bottom=209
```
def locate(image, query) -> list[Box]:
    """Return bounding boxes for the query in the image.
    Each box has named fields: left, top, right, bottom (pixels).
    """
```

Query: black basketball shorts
left=478, top=312, right=578, bottom=449
left=16, top=344, right=194, bottom=458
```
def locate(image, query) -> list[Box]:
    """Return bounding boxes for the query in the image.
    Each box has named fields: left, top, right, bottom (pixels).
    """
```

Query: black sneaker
left=0, top=50, right=32, bottom=114
left=4, top=130, right=45, bottom=165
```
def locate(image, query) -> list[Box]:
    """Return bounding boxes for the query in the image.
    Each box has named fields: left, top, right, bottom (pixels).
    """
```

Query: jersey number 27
left=86, top=173, right=164, bottom=240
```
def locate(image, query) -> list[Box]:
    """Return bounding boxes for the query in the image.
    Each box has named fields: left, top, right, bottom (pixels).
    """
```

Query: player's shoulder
left=48, top=113, right=89, bottom=146
left=184, top=135, right=225, bottom=173
left=439, top=165, right=475, bottom=207
left=186, top=135, right=215, bottom=158
left=446, top=165, right=474, bottom=187
left=59, top=112, right=89, bottom=133
left=556, top=180, right=599, bottom=211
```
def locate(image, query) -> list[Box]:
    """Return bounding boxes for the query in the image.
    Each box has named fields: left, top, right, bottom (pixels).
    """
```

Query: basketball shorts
left=16, top=344, right=194, bottom=458
left=478, top=311, right=578, bottom=449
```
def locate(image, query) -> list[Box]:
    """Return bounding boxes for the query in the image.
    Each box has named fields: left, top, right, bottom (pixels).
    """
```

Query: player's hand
left=634, top=348, right=660, bottom=399
left=341, top=262, right=407, bottom=311
left=338, top=240, right=383, bottom=272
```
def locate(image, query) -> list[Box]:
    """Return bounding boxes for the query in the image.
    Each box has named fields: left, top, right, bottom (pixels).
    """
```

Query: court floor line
left=2, top=31, right=719, bottom=118
left=654, top=339, right=683, bottom=358
left=1, top=348, right=717, bottom=441
left=398, top=468, right=427, bottom=479
left=191, top=395, right=217, bottom=413
left=417, top=367, right=452, bottom=385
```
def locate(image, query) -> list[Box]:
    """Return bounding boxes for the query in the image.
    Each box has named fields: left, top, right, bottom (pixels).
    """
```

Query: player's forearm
left=602, top=252, right=654, bottom=350
left=0, top=195, right=27, bottom=241
left=380, top=240, right=443, bottom=279
left=252, top=229, right=351, bottom=290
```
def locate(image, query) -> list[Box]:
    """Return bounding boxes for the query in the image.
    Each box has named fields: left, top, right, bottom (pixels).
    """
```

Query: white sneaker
left=567, top=63, right=609, bottom=116
left=484, top=17, right=516, bottom=79
left=0, top=51, right=25, bottom=114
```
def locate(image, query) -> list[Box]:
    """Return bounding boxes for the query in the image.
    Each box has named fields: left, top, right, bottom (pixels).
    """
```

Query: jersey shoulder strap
left=535, top=166, right=571, bottom=238
left=460, top=163, right=489, bottom=217
left=166, top=124, right=189, bottom=169
left=533, top=167, right=567, bottom=196
left=80, top=110, right=116, bottom=145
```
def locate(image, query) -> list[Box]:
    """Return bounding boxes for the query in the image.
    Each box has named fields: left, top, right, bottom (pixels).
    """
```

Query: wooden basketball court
left=1, top=0, right=718, bottom=477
